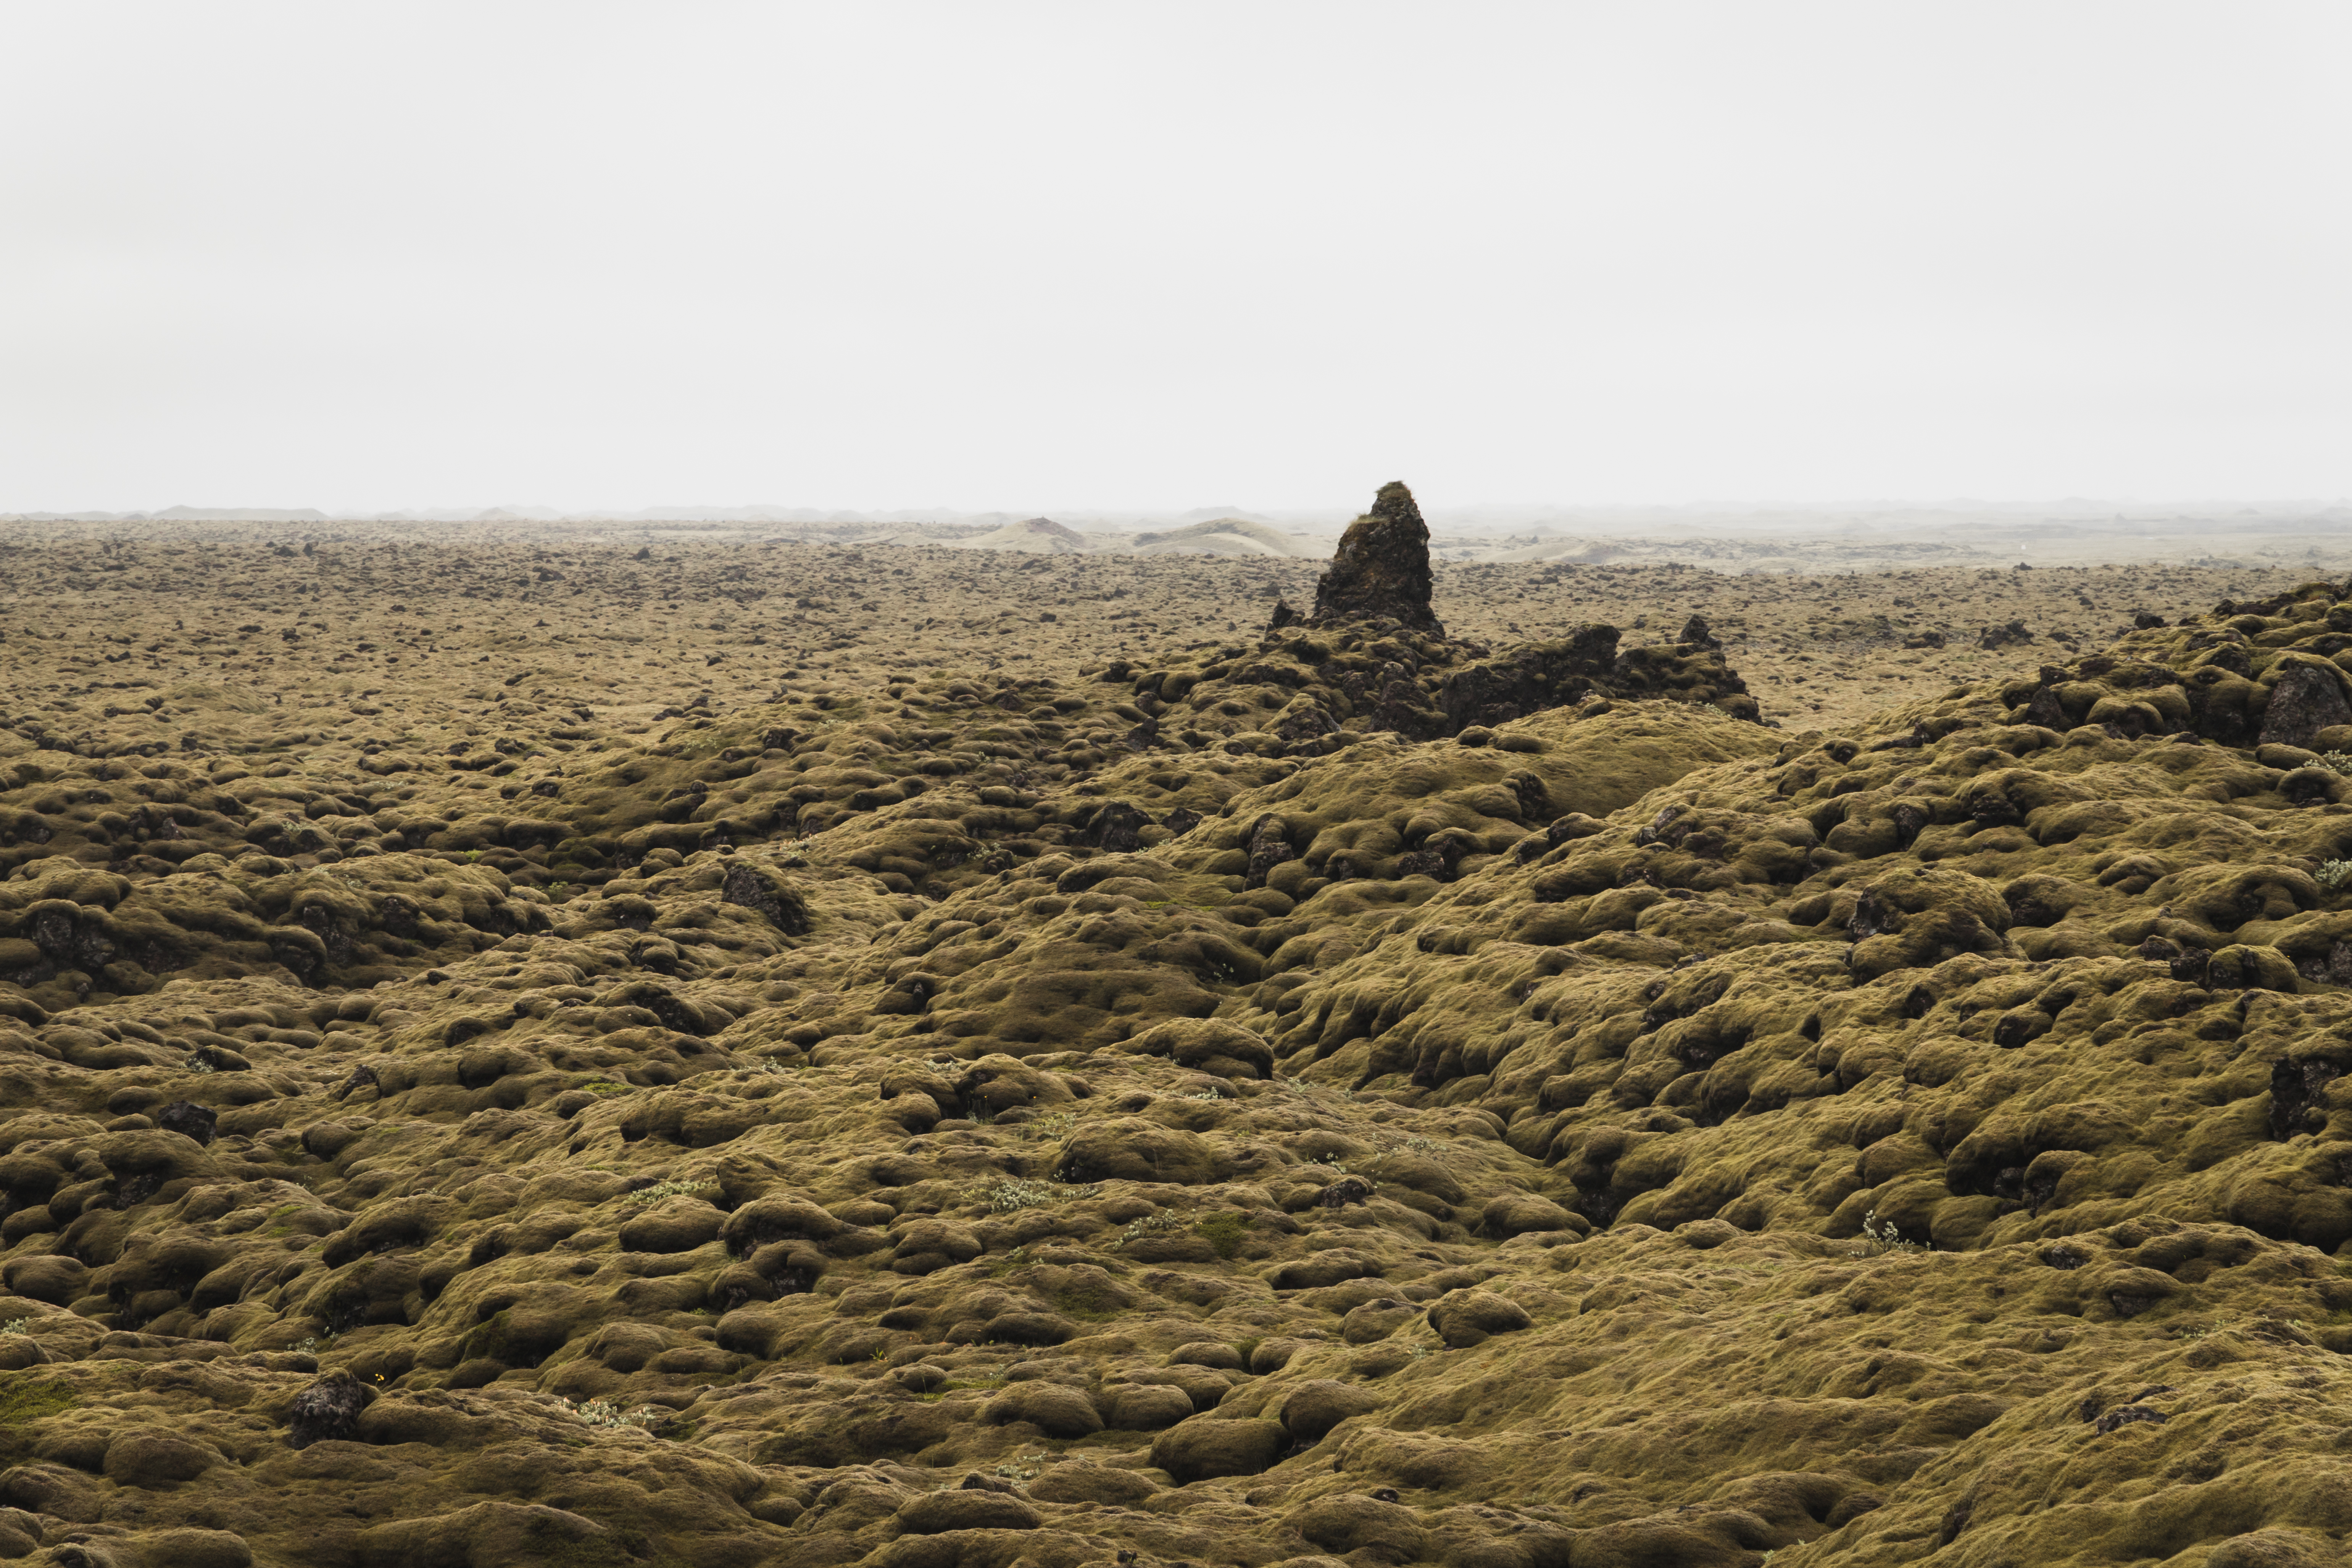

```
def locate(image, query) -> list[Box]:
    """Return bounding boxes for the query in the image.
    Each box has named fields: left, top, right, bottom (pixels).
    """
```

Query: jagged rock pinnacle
left=1311, top=481, right=1441, bottom=634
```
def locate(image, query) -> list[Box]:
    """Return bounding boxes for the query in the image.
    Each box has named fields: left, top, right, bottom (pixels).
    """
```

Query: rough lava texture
left=1312, top=483, right=1441, bottom=635
left=0, top=506, right=2347, bottom=1567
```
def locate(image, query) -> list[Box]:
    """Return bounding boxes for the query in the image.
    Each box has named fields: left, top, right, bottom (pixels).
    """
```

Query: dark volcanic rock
left=1439, top=624, right=1758, bottom=731
left=155, top=1100, right=218, bottom=1147
left=2257, top=662, right=2352, bottom=749
left=1081, top=803, right=1151, bottom=852
left=1243, top=814, right=1296, bottom=890
left=1438, top=625, right=1623, bottom=731
left=288, top=1371, right=374, bottom=1449
left=1312, top=482, right=1441, bottom=633
left=721, top=861, right=811, bottom=936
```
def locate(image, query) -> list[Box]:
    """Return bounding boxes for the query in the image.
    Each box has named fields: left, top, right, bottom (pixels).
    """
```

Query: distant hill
left=1125, top=518, right=1320, bottom=558
left=939, top=516, right=1090, bottom=554
left=149, top=506, right=330, bottom=522
left=1173, top=504, right=1282, bottom=525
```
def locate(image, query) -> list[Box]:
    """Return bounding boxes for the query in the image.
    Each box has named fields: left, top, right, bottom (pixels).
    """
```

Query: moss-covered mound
left=0, top=524, right=2348, bottom=1568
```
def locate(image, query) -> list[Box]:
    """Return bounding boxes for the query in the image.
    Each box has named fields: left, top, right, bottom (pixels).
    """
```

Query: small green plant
left=984, top=1179, right=1094, bottom=1213
left=1304, top=1152, right=1350, bottom=1176
left=182, top=1052, right=218, bottom=1076
left=2319, top=752, right=2352, bottom=778
left=1857, top=1209, right=1921, bottom=1257
left=1030, top=1110, right=1078, bottom=1139
left=1112, top=1209, right=1191, bottom=1248
left=986, top=1181, right=1057, bottom=1213
left=932, top=1365, right=1013, bottom=1395
left=0, top=1319, right=29, bottom=1336
left=989, top=1452, right=1050, bottom=1482
left=2320, top=858, right=2352, bottom=891
left=624, top=1180, right=716, bottom=1204
left=555, top=1396, right=669, bottom=1431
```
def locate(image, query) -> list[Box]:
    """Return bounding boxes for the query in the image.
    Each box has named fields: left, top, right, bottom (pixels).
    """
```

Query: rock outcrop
left=1312, top=481, right=1441, bottom=632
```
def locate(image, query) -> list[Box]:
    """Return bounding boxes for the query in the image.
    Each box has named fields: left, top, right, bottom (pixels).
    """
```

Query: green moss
left=458, top=1309, right=514, bottom=1365
left=0, top=1378, right=74, bottom=1427
left=1195, top=1210, right=1249, bottom=1260
left=1054, top=1284, right=1125, bottom=1323
left=0, top=1377, right=76, bottom=1461
left=524, top=1518, right=652, bottom=1568
left=259, top=1200, right=308, bottom=1238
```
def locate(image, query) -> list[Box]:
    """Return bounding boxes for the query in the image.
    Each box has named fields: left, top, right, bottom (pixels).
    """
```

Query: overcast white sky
left=2, top=3, right=2346, bottom=514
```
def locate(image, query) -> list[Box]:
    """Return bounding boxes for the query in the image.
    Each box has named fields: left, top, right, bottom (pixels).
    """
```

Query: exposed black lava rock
left=1081, top=803, right=1151, bottom=852
left=2258, top=661, right=2352, bottom=749
left=155, top=1099, right=218, bottom=1146
left=287, top=1371, right=374, bottom=1449
left=721, top=861, right=811, bottom=937
left=1312, top=482, right=1441, bottom=634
